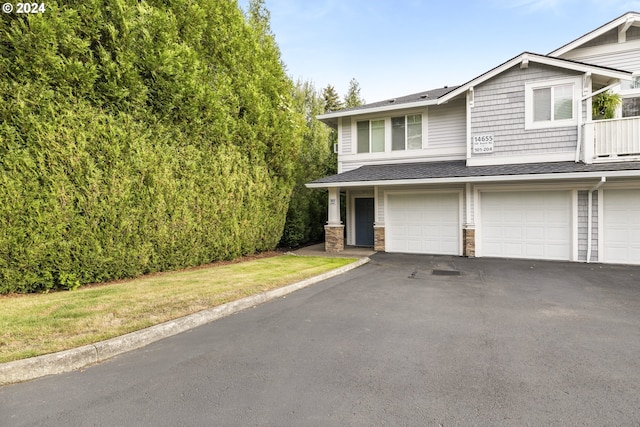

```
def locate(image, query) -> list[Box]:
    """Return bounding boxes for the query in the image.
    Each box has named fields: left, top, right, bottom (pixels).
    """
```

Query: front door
left=355, top=198, right=374, bottom=246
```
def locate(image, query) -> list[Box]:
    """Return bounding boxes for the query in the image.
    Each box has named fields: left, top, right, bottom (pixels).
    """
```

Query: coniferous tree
left=322, top=84, right=342, bottom=113
left=280, top=79, right=331, bottom=247
left=0, top=0, right=304, bottom=293
left=344, top=78, right=365, bottom=108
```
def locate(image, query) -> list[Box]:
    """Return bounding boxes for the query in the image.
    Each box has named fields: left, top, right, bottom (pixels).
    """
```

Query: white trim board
left=306, top=169, right=640, bottom=189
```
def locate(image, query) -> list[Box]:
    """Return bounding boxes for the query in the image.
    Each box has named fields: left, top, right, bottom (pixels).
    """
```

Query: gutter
left=587, top=177, right=606, bottom=263
left=305, top=169, right=640, bottom=188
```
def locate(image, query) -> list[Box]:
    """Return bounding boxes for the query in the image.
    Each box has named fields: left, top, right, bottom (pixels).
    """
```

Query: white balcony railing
left=583, top=117, right=640, bottom=162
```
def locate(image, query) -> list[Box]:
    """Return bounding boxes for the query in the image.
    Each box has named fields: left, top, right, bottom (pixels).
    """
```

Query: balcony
left=583, top=116, right=640, bottom=163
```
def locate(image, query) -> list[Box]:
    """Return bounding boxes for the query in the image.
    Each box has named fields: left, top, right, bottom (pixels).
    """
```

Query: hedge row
left=0, top=0, right=303, bottom=293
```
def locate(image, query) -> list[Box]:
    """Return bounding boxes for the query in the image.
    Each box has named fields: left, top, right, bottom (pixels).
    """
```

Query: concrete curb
left=0, top=257, right=369, bottom=386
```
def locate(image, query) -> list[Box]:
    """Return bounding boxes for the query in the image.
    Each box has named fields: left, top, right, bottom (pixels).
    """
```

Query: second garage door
left=480, top=191, right=571, bottom=261
left=386, top=192, right=460, bottom=255
left=603, top=189, right=640, bottom=265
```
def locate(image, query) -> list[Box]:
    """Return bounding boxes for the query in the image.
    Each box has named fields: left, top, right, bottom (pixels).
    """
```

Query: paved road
left=2, top=254, right=640, bottom=426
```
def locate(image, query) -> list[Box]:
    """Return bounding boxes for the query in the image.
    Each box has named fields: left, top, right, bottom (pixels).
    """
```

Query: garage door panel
left=604, top=189, right=640, bottom=265
left=387, top=193, right=460, bottom=255
left=481, top=191, right=571, bottom=261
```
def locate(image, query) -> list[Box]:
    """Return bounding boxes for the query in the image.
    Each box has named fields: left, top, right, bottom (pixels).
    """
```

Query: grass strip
left=0, top=255, right=356, bottom=363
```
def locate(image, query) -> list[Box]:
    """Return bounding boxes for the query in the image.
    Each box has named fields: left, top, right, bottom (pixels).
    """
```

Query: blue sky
left=239, top=0, right=640, bottom=104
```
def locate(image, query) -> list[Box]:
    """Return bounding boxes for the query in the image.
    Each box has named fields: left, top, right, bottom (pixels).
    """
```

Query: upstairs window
left=357, top=119, right=385, bottom=153
left=525, top=78, right=579, bottom=129
left=621, top=75, right=640, bottom=118
left=392, top=114, right=422, bottom=150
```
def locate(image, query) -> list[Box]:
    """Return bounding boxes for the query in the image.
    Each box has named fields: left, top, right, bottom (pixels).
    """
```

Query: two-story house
left=308, top=12, right=640, bottom=265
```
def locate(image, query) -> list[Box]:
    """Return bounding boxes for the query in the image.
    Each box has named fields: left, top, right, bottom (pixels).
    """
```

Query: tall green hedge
left=0, top=0, right=304, bottom=293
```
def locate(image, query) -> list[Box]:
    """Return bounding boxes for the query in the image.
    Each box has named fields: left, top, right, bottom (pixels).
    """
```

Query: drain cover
left=432, top=269, right=461, bottom=276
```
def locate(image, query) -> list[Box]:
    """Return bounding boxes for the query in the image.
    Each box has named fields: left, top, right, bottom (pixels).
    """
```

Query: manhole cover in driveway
left=431, top=269, right=461, bottom=276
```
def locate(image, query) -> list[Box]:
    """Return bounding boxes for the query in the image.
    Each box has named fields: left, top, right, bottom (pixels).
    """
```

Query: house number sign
left=472, top=135, right=494, bottom=153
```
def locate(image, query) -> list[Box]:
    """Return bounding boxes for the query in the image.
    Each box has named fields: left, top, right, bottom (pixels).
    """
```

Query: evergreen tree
left=322, top=84, right=342, bottom=113
left=344, top=78, right=365, bottom=108
left=280, top=79, right=331, bottom=247
left=0, top=0, right=304, bottom=293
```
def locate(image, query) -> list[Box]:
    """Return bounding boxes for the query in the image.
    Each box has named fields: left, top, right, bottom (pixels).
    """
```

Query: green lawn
left=0, top=255, right=356, bottom=363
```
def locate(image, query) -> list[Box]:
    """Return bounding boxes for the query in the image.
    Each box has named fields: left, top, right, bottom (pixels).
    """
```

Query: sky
left=238, top=0, right=640, bottom=104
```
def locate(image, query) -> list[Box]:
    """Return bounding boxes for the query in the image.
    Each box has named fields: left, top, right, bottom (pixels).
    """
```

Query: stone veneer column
left=324, top=187, right=343, bottom=252
left=374, top=226, right=385, bottom=252
left=324, top=225, right=345, bottom=253
left=463, top=228, right=475, bottom=257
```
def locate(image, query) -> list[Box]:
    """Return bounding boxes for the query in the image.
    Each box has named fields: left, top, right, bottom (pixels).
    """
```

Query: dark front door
left=355, top=198, right=375, bottom=247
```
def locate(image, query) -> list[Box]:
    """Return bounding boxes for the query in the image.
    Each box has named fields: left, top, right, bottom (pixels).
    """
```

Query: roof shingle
left=309, top=160, right=640, bottom=185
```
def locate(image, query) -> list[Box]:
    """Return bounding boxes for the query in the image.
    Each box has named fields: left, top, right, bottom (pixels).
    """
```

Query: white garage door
left=386, top=193, right=460, bottom=255
left=481, top=191, right=571, bottom=261
left=603, top=189, right=640, bottom=265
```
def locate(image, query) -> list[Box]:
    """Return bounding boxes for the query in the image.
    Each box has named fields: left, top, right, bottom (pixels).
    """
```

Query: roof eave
left=306, top=169, right=640, bottom=188
left=316, top=98, right=440, bottom=122
left=549, top=12, right=640, bottom=57
left=437, top=53, right=632, bottom=105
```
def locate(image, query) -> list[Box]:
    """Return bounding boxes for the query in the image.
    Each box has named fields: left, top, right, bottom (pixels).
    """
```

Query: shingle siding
left=581, top=26, right=640, bottom=49
left=470, top=64, right=580, bottom=158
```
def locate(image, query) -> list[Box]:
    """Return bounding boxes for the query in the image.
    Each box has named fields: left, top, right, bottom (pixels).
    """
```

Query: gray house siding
left=427, top=98, right=467, bottom=149
left=561, top=26, right=640, bottom=71
left=581, top=26, right=640, bottom=49
left=376, top=186, right=384, bottom=224
left=567, top=50, right=640, bottom=73
left=341, top=117, right=352, bottom=154
left=470, top=64, right=580, bottom=158
left=577, top=190, right=598, bottom=262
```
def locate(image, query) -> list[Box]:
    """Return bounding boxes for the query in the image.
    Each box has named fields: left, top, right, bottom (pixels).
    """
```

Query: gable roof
left=437, top=52, right=632, bottom=105
left=307, top=160, right=640, bottom=188
left=317, top=52, right=632, bottom=127
left=549, top=11, right=640, bottom=57
left=317, top=86, right=458, bottom=128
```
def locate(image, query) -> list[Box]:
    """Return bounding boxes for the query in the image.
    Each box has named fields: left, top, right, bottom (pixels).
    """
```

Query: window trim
left=391, top=114, right=423, bottom=151
left=356, top=119, right=386, bottom=153
left=524, top=77, right=581, bottom=130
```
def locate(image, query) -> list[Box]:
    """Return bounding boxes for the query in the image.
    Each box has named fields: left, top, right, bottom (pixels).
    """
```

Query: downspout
left=586, top=177, right=606, bottom=263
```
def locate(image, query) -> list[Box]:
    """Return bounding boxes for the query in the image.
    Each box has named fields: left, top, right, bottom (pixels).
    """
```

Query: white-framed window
left=525, top=78, right=580, bottom=130
left=620, top=74, right=640, bottom=118
left=391, top=114, right=422, bottom=151
left=357, top=119, right=385, bottom=153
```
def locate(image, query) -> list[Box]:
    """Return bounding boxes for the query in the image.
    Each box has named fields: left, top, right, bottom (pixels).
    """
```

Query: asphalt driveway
left=2, top=253, right=640, bottom=426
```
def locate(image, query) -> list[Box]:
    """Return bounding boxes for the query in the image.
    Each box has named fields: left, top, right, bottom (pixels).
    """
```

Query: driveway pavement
left=2, top=254, right=640, bottom=426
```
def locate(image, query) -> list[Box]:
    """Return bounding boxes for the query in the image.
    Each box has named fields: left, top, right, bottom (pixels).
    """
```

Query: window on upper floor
left=621, top=75, right=640, bottom=118
left=525, top=78, right=579, bottom=130
left=357, top=119, right=385, bottom=153
left=392, top=114, right=422, bottom=151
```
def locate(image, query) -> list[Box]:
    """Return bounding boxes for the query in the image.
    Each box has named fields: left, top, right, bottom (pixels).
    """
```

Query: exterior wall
left=470, top=64, right=581, bottom=162
left=463, top=228, right=475, bottom=257
left=374, top=226, right=385, bottom=251
left=325, top=225, right=345, bottom=252
left=577, top=190, right=599, bottom=262
left=427, top=98, right=467, bottom=149
left=558, top=27, right=640, bottom=71
left=566, top=48, right=640, bottom=72
left=341, top=117, right=352, bottom=154
left=376, top=186, right=384, bottom=224
left=336, top=103, right=466, bottom=172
